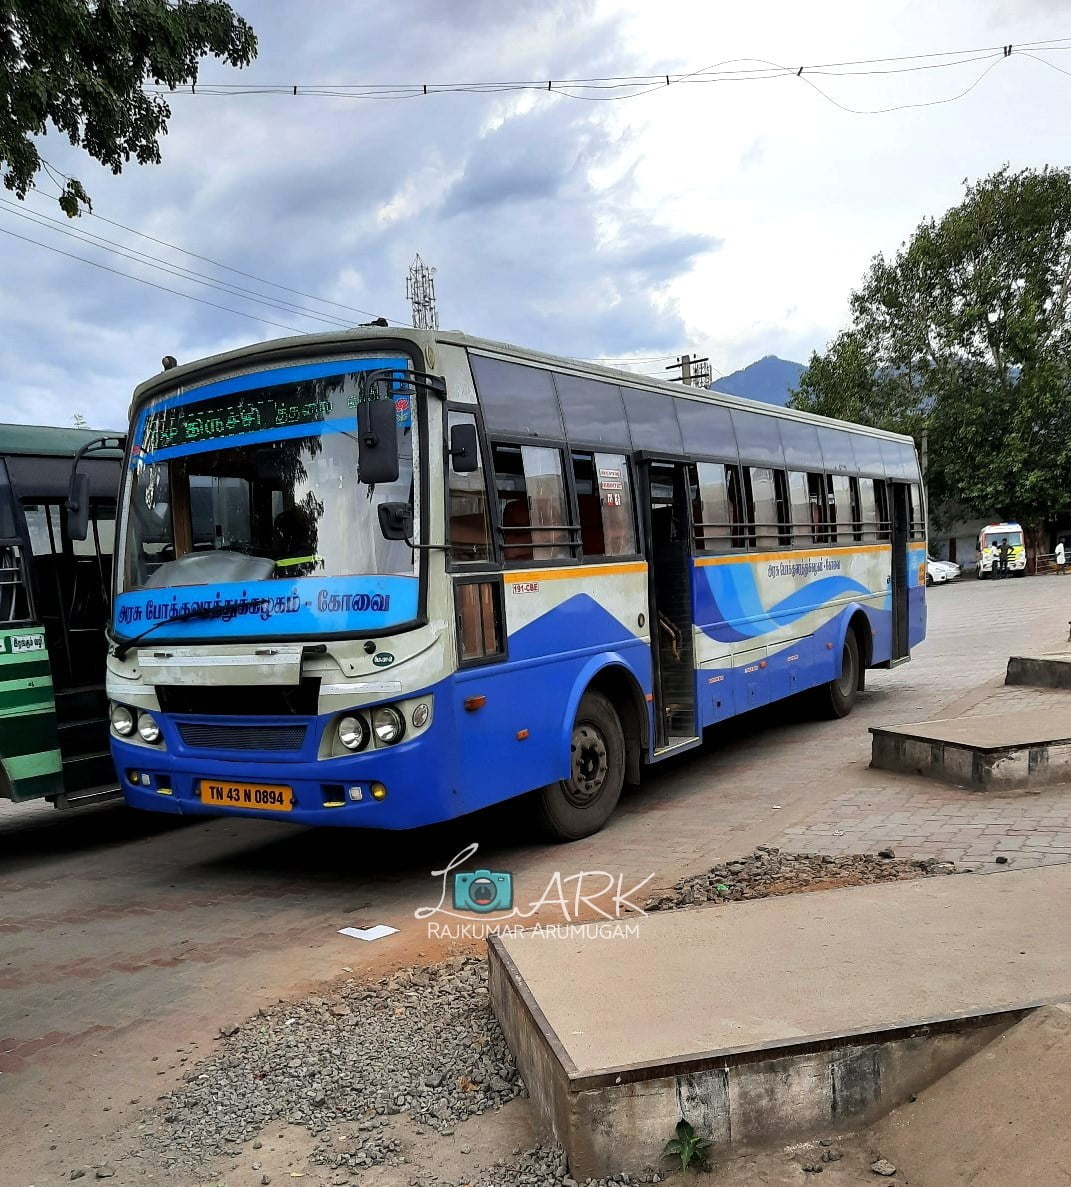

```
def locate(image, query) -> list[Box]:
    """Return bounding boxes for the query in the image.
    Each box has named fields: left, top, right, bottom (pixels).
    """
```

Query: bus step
left=653, top=736, right=702, bottom=760
left=61, top=751, right=118, bottom=791
left=52, top=783, right=122, bottom=811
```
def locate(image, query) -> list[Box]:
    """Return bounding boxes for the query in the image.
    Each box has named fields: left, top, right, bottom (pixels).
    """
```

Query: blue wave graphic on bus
left=694, top=565, right=874, bottom=642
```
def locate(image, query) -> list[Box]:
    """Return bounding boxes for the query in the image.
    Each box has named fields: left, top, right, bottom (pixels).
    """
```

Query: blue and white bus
left=104, top=329, right=926, bottom=840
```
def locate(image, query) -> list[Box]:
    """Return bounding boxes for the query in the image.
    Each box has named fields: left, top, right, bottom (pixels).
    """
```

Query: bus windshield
left=114, top=360, right=419, bottom=639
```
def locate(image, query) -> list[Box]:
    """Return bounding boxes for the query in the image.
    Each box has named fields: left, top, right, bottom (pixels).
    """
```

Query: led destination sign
left=142, top=375, right=357, bottom=453
left=137, top=356, right=412, bottom=457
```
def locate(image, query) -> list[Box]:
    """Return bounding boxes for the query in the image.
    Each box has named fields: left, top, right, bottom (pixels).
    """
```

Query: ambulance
left=977, top=522, right=1027, bottom=577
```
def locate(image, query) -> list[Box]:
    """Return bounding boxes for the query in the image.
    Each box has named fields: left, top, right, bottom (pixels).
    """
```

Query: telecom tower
left=407, top=254, right=439, bottom=330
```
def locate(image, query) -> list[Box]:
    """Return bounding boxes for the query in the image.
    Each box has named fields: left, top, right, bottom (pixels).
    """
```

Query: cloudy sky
left=2, top=0, right=1069, bottom=428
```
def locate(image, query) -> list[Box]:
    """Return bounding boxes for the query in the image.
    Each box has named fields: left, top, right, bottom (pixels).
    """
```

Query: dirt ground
left=5, top=577, right=1071, bottom=1186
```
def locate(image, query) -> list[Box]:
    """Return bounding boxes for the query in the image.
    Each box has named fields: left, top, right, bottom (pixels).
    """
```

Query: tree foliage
left=1, top=0, right=257, bottom=215
left=791, top=166, right=1071, bottom=533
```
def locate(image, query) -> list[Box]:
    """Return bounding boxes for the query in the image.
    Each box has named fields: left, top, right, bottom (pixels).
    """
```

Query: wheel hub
left=567, top=723, right=609, bottom=806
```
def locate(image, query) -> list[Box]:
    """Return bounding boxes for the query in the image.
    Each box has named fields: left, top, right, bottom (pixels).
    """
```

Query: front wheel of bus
left=537, top=692, right=625, bottom=842
left=819, top=630, right=860, bottom=720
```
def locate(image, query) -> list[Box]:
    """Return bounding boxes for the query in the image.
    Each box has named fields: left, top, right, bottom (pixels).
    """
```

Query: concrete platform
left=487, top=865, right=1071, bottom=1179
left=1006, top=652, right=1071, bottom=690
left=870, top=709, right=1071, bottom=790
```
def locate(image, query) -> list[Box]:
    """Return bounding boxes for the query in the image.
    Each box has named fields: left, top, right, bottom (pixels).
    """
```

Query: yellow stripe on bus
left=695, top=544, right=893, bottom=567
left=503, top=561, right=648, bottom=582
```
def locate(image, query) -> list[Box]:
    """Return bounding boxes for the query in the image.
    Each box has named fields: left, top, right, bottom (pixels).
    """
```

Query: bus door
left=890, top=482, right=910, bottom=664
left=640, top=461, right=697, bottom=750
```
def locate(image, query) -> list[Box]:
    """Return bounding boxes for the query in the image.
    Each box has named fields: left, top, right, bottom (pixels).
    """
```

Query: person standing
left=998, top=537, right=1010, bottom=578
left=1057, top=540, right=1066, bottom=574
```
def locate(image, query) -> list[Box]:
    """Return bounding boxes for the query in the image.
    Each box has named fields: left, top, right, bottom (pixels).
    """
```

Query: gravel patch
left=137, top=955, right=521, bottom=1176
left=645, top=846, right=956, bottom=910
left=434, top=1143, right=662, bottom=1187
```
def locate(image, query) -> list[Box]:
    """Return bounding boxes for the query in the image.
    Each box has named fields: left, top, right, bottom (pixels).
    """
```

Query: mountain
left=709, top=355, right=805, bottom=407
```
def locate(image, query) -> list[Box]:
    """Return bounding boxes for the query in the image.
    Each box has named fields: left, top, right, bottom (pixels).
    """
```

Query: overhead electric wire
left=141, top=36, right=1071, bottom=111
left=0, top=197, right=358, bottom=330
left=70, top=199, right=408, bottom=325
left=0, top=224, right=308, bottom=335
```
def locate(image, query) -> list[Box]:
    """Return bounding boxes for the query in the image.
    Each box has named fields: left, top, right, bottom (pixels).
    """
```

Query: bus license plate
left=198, top=780, right=293, bottom=811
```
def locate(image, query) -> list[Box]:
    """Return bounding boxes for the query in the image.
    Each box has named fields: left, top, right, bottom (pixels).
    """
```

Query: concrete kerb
left=486, top=865, right=1071, bottom=1179
left=1006, top=654, right=1071, bottom=690
left=870, top=710, right=1071, bottom=792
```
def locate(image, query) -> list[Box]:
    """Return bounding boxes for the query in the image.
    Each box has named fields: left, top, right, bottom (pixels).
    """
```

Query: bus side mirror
left=66, top=472, right=90, bottom=542
left=357, top=399, right=400, bottom=484
left=449, top=423, right=479, bottom=474
left=378, top=502, right=413, bottom=541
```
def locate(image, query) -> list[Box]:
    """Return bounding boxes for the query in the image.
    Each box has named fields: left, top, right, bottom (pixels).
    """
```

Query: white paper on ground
left=339, top=924, right=399, bottom=942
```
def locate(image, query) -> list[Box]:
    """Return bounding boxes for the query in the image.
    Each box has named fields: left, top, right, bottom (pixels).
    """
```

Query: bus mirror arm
left=377, top=502, right=449, bottom=552
left=65, top=434, right=125, bottom=542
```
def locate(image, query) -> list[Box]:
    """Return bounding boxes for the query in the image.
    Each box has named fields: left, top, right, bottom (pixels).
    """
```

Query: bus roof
left=127, top=326, right=916, bottom=446
left=0, top=423, right=123, bottom=458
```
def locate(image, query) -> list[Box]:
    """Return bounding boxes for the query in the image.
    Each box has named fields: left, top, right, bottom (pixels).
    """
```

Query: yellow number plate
left=198, top=779, right=294, bottom=811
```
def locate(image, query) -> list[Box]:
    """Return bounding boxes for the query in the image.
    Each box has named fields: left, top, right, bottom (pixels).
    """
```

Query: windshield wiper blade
left=111, top=598, right=268, bottom=661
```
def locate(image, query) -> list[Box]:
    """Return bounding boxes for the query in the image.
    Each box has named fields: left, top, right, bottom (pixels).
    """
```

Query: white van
left=977, top=522, right=1027, bottom=577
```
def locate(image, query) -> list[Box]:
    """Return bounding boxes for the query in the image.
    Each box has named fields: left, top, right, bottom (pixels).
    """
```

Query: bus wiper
left=111, top=598, right=267, bottom=661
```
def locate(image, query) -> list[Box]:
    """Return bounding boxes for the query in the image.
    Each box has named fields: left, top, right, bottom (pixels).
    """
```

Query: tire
left=536, top=691, right=625, bottom=841
left=817, top=630, right=860, bottom=720
left=926, top=573, right=934, bottom=587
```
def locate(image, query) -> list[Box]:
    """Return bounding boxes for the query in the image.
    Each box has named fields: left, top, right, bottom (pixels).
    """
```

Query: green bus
left=0, top=424, right=123, bottom=810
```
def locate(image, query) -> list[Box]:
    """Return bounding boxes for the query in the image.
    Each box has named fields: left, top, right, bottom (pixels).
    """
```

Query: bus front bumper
left=111, top=734, right=459, bottom=830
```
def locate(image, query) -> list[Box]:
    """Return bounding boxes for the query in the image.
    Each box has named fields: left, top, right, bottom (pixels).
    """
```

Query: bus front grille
left=175, top=722, right=309, bottom=752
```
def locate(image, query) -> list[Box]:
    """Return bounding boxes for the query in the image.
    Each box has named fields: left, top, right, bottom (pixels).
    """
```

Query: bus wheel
left=537, top=692, right=625, bottom=841
left=818, top=630, right=860, bottom=720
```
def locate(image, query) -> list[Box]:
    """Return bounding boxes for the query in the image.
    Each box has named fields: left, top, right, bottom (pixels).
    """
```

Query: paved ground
left=1, top=572, right=1070, bottom=1183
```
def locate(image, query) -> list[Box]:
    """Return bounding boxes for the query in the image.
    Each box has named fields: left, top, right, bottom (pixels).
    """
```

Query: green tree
left=1, top=0, right=257, bottom=216
left=790, top=166, right=1071, bottom=542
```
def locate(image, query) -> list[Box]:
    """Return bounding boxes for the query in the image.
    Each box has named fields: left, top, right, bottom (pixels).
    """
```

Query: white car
left=926, top=557, right=961, bottom=585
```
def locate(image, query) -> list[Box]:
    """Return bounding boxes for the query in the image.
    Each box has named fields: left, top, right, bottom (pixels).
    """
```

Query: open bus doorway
left=641, top=461, right=697, bottom=751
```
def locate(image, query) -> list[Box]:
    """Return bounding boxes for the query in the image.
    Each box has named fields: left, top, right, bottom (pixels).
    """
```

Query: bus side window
left=694, top=462, right=744, bottom=552
left=573, top=452, right=636, bottom=558
left=786, top=471, right=810, bottom=547
left=908, top=483, right=926, bottom=540
left=849, top=477, right=862, bottom=542
left=456, top=579, right=505, bottom=664
left=858, top=478, right=878, bottom=542
left=830, top=474, right=852, bottom=545
left=448, top=412, right=491, bottom=563
left=491, top=443, right=572, bottom=563
left=874, top=481, right=891, bottom=541
left=748, top=467, right=780, bottom=550
left=806, top=473, right=828, bottom=544
left=726, top=465, right=747, bottom=549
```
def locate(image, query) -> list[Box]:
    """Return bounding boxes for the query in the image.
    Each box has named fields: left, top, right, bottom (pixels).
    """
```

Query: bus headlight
left=110, top=704, right=135, bottom=737
left=338, top=715, right=369, bottom=752
left=372, top=705, right=405, bottom=746
left=411, top=702, right=430, bottom=729
left=137, top=712, right=162, bottom=744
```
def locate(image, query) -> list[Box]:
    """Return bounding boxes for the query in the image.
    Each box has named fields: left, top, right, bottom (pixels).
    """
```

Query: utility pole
left=407, top=254, right=439, bottom=330
left=665, top=354, right=711, bottom=388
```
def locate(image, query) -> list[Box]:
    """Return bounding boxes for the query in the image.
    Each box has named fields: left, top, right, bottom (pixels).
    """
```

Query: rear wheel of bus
left=818, top=630, right=860, bottom=720
left=537, top=691, right=625, bottom=841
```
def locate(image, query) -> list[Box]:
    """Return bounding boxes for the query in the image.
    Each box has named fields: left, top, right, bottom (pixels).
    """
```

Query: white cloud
left=1, top=0, right=1069, bottom=426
